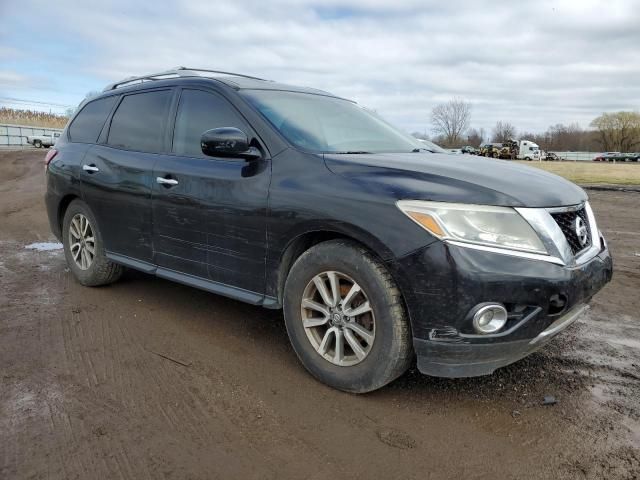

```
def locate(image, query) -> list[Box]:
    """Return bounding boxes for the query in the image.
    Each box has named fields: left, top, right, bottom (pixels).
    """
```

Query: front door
left=152, top=88, right=270, bottom=294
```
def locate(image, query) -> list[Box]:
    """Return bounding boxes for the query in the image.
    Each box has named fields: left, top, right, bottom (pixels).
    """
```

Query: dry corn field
left=0, top=108, right=69, bottom=129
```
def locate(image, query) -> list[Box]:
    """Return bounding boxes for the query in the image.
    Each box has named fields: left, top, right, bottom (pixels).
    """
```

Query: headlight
left=397, top=200, right=547, bottom=254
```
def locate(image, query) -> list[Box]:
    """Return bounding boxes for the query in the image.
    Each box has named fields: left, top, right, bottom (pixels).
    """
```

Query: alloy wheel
left=69, top=213, right=95, bottom=270
left=300, top=271, right=376, bottom=366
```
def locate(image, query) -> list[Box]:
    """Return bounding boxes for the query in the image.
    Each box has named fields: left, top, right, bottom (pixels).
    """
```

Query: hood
left=323, top=152, right=587, bottom=208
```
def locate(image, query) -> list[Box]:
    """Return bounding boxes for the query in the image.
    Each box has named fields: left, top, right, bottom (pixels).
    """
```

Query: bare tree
left=590, top=112, right=640, bottom=152
left=466, top=127, right=485, bottom=147
left=518, top=124, right=599, bottom=152
left=491, top=121, right=517, bottom=143
left=411, top=131, right=430, bottom=140
left=430, top=98, right=471, bottom=147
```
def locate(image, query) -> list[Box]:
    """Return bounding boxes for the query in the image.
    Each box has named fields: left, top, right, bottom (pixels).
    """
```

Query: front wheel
left=34, top=140, right=42, bottom=148
left=62, top=199, right=123, bottom=286
left=283, top=240, right=413, bottom=393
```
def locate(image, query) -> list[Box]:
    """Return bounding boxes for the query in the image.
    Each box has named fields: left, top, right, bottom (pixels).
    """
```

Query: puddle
left=24, top=242, right=63, bottom=251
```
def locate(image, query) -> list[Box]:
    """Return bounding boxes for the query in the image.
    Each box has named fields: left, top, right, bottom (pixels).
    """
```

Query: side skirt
left=106, top=251, right=278, bottom=308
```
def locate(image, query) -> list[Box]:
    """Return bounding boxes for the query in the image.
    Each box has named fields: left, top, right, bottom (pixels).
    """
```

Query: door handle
left=82, top=164, right=99, bottom=173
left=156, top=177, right=178, bottom=186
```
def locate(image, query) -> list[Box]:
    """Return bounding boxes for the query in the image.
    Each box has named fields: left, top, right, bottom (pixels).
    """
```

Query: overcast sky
left=1, top=0, right=639, bottom=135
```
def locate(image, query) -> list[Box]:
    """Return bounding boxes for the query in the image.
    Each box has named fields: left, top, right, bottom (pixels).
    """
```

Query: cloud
left=2, top=0, right=640, bottom=133
left=0, top=71, right=32, bottom=88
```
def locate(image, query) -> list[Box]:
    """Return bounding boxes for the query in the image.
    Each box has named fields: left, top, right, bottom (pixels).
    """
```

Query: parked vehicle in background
left=481, top=140, right=541, bottom=161
left=461, top=146, right=479, bottom=155
left=516, top=140, right=541, bottom=161
left=544, top=152, right=561, bottom=161
left=44, top=67, right=612, bottom=393
left=480, top=143, right=502, bottom=158
left=623, top=153, right=640, bottom=162
left=593, top=152, right=623, bottom=162
left=498, top=141, right=517, bottom=160
left=26, top=132, right=60, bottom=148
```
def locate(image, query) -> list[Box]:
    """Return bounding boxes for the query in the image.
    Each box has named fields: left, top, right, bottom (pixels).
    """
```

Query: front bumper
left=388, top=236, right=612, bottom=378
left=414, top=304, right=588, bottom=377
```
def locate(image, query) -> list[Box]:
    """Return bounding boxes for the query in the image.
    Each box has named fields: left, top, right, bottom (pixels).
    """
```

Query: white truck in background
left=26, top=132, right=60, bottom=148
left=517, top=140, right=541, bottom=160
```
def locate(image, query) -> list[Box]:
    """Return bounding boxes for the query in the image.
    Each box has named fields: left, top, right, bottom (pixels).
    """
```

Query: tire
left=34, top=140, right=42, bottom=148
left=62, top=199, right=123, bottom=286
left=525, top=157, right=531, bottom=161
left=283, top=239, right=413, bottom=393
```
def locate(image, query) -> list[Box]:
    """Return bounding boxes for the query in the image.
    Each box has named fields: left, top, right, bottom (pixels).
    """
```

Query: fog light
left=472, top=304, right=508, bottom=334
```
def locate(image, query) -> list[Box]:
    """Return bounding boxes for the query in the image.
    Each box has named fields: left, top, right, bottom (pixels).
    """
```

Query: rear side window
left=173, top=89, right=248, bottom=157
left=107, top=90, right=172, bottom=153
left=68, top=96, right=117, bottom=143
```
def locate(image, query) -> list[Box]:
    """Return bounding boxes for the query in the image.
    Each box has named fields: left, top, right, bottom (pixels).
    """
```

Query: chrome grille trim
left=550, top=206, right=592, bottom=255
left=516, top=201, right=601, bottom=267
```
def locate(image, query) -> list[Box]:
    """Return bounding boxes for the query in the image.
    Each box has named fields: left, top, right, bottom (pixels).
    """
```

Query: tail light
left=44, top=149, right=58, bottom=171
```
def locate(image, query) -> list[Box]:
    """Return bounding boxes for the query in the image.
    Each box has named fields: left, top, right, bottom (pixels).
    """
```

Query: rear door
left=152, top=88, right=270, bottom=294
left=81, top=89, right=174, bottom=264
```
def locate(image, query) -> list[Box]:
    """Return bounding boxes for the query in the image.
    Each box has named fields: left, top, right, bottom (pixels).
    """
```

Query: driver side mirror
left=200, top=127, right=262, bottom=160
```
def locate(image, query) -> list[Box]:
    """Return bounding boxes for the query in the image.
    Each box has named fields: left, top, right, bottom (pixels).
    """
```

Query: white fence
left=0, top=123, right=64, bottom=148
left=548, top=151, right=602, bottom=162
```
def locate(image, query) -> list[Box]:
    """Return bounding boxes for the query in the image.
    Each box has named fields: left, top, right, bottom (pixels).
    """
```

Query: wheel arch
left=57, top=194, right=81, bottom=233
left=269, top=226, right=399, bottom=309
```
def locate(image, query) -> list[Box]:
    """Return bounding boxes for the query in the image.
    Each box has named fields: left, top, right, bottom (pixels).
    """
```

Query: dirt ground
left=1, top=149, right=639, bottom=480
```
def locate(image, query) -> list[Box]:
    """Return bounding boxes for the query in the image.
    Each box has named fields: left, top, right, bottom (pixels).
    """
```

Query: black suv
left=45, top=68, right=612, bottom=392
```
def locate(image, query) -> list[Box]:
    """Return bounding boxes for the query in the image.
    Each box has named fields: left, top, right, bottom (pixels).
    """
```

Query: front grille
left=550, top=207, right=591, bottom=255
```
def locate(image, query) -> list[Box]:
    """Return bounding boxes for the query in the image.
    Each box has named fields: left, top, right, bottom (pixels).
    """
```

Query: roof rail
left=103, top=66, right=269, bottom=91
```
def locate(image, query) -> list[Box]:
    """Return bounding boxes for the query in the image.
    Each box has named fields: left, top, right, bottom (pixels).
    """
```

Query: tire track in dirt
left=56, top=294, right=311, bottom=478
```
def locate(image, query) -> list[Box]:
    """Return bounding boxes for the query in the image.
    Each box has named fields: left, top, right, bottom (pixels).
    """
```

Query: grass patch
left=514, top=161, right=640, bottom=185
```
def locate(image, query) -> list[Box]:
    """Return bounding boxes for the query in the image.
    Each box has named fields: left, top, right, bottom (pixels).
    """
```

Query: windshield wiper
left=411, top=148, right=432, bottom=153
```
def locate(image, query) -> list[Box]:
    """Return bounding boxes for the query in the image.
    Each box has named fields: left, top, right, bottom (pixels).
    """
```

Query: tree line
left=416, top=99, right=640, bottom=152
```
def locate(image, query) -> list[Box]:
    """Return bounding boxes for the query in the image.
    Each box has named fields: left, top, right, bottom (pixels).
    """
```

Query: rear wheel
left=34, top=140, right=42, bottom=148
left=283, top=240, right=413, bottom=393
left=62, top=200, right=123, bottom=286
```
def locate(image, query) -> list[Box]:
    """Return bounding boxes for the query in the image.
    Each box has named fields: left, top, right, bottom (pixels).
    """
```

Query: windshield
left=241, top=90, right=423, bottom=154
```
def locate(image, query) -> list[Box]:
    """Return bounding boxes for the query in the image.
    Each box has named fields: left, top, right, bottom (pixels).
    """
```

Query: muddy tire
left=34, top=140, right=42, bottom=148
left=283, top=240, right=413, bottom=393
left=62, top=199, right=123, bottom=286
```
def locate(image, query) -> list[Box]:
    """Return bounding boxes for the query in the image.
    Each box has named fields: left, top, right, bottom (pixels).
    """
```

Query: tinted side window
left=173, top=90, right=248, bottom=157
left=107, top=90, right=172, bottom=153
left=68, top=96, right=117, bottom=143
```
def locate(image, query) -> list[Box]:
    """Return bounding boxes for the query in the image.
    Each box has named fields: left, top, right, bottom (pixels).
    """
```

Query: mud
left=1, top=150, right=638, bottom=479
